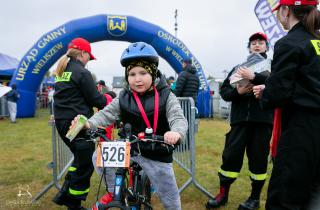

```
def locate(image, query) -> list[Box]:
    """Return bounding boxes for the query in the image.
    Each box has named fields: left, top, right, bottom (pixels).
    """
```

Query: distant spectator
left=98, top=80, right=106, bottom=87
left=6, top=84, right=19, bottom=123
left=48, top=87, right=55, bottom=115
left=97, top=80, right=110, bottom=94
left=41, top=87, right=48, bottom=108
left=167, top=76, right=176, bottom=91
left=175, top=58, right=200, bottom=106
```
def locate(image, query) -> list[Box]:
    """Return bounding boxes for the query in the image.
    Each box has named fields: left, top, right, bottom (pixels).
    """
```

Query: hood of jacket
left=185, top=65, right=197, bottom=74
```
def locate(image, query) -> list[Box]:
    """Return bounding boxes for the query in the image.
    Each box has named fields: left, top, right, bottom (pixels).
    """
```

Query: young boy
left=83, top=42, right=188, bottom=210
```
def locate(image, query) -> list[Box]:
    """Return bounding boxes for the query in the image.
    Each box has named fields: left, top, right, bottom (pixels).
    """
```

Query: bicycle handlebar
left=85, top=127, right=174, bottom=148
left=135, top=136, right=174, bottom=148
left=85, top=127, right=109, bottom=141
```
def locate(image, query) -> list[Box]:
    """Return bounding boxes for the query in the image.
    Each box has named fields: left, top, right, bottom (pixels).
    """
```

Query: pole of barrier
left=51, top=119, right=61, bottom=189
left=31, top=181, right=55, bottom=203
left=175, top=97, right=214, bottom=199
left=55, top=123, right=73, bottom=183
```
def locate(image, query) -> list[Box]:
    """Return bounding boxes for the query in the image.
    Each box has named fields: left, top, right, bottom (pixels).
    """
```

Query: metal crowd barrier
left=33, top=97, right=214, bottom=202
left=0, top=97, right=9, bottom=117
left=32, top=118, right=73, bottom=202
left=174, top=97, right=214, bottom=199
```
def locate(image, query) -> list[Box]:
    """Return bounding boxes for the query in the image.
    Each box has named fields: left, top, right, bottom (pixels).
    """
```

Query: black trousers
left=219, top=122, right=272, bottom=186
left=266, top=109, right=320, bottom=210
left=55, top=119, right=95, bottom=201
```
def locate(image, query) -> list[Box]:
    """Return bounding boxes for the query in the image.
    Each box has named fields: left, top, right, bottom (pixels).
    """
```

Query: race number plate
left=96, top=142, right=130, bottom=168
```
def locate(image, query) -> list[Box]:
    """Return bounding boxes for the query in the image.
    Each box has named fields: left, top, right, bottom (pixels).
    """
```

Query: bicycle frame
left=98, top=153, right=152, bottom=210
left=88, top=128, right=153, bottom=210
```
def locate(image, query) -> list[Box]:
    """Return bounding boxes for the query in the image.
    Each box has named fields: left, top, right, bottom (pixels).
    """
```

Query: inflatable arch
left=11, top=14, right=211, bottom=117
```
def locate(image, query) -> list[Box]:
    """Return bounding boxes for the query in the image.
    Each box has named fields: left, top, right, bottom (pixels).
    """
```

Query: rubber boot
left=52, top=180, right=70, bottom=205
left=65, top=198, right=87, bottom=210
left=238, top=180, right=264, bottom=210
left=238, top=198, right=260, bottom=210
left=205, top=185, right=230, bottom=209
left=91, top=192, right=113, bottom=210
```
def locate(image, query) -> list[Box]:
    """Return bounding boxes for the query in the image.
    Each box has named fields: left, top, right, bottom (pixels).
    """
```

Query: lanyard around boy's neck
left=132, top=85, right=159, bottom=134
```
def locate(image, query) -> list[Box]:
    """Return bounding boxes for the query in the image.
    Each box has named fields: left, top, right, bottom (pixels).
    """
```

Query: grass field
left=0, top=109, right=272, bottom=210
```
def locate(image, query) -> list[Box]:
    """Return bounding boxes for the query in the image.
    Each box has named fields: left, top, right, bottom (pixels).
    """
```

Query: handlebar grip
left=85, top=127, right=108, bottom=141
left=97, top=127, right=107, bottom=134
left=152, top=134, right=164, bottom=141
left=85, top=128, right=97, bottom=137
left=141, top=135, right=175, bottom=148
left=143, top=133, right=164, bottom=141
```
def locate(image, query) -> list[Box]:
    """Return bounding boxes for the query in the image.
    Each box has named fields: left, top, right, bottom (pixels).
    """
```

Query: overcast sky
left=1, top=0, right=268, bottom=87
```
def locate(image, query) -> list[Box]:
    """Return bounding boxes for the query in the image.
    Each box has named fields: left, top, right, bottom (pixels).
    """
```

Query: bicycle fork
left=113, top=168, right=127, bottom=202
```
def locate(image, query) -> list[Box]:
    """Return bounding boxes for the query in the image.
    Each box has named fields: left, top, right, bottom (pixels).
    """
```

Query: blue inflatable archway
left=11, top=14, right=211, bottom=117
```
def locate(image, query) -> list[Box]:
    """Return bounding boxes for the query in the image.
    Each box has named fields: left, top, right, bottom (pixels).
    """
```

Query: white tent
left=0, top=53, right=19, bottom=78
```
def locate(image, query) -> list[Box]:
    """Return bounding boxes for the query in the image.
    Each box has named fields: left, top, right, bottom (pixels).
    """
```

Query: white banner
left=254, top=0, right=287, bottom=50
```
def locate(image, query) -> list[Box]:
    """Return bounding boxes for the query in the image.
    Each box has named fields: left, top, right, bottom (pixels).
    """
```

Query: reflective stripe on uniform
left=68, top=166, right=77, bottom=172
left=55, top=72, right=72, bottom=82
left=311, top=40, right=320, bottom=55
left=218, top=168, right=239, bottom=178
left=250, top=172, right=267, bottom=181
left=69, top=187, right=90, bottom=195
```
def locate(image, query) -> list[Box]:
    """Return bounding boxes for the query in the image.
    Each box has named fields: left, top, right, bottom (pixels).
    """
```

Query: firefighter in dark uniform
left=252, top=0, right=320, bottom=209
left=206, top=32, right=273, bottom=210
left=52, top=38, right=107, bottom=210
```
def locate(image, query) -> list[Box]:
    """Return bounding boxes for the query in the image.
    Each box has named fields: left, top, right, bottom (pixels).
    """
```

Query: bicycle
left=86, top=124, right=175, bottom=210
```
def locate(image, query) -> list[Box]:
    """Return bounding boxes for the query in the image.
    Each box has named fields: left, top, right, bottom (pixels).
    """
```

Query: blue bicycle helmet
left=120, top=42, right=159, bottom=67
